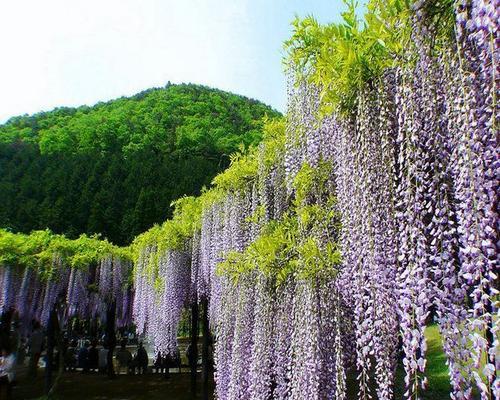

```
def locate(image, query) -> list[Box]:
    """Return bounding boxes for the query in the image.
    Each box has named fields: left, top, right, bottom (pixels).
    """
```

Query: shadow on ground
left=13, top=371, right=215, bottom=400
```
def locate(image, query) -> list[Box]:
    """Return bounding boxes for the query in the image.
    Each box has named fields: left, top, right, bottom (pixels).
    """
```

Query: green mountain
left=0, top=83, right=280, bottom=244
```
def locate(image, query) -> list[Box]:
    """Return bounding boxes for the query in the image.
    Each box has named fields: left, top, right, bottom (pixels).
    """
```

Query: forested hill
left=0, top=83, right=280, bottom=245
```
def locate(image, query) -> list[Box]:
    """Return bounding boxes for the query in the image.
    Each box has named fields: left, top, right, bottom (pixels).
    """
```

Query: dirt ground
left=12, top=370, right=215, bottom=400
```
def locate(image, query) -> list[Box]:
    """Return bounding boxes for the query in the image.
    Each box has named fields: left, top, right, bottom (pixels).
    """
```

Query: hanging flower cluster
left=0, top=230, right=133, bottom=334
left=124, top=2, right=499, bottom=399
left=132, top=246, right=156, bottom=338
left=180, top=90, right=346, bottom=399
left=294, top=2, right=498, bottom=399
left=0, top=266, right=21, bottom=316
left=132, top=245, right=191, bottom=354
left=86, top=256, right=133, bottom=327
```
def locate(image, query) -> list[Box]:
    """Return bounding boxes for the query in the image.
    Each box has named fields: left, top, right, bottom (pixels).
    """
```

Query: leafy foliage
left=218, top=160, right=341, bottom=283
left=285, top=0, right=455, bottom=114
left=0, top=228, right=131, bottom=274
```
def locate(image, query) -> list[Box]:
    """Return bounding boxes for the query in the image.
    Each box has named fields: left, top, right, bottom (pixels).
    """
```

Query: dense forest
left=0, top=83, right=280, bottom=244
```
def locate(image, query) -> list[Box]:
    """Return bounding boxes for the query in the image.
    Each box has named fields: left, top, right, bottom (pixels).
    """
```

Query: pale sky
left=0, top=0, right=347, bottom=123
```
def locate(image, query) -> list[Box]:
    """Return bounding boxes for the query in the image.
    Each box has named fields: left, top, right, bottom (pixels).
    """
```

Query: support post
left=45, top=306, right=58, bottom=395
left=190, top=299, right=199, bottom=396
left=106, top=301, right=117, bottom=378
left=0, top=308, right=13, bottom=350
left=201, top=298, right=210, bottom=400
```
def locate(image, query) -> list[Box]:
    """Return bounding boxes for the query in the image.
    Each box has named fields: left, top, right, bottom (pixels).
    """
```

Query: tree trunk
left=106, top=301, right=117, bottom=379
left=190, top=300, right=199, bottom=397
left=486, top=284, right=497, bottom=397
left=0, top=308, right=13, bottom=350
left=201, top=298, right=210, bottom=400
left=91, top=318, right=99, bottom=341
left=47, top=334, right=65, bottom=398
left=45, top=306, right=58, bottom=395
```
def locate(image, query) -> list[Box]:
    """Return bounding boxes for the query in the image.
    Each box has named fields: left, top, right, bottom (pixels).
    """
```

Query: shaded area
left=11, top=324, right=455, bottom=400
left=14, top=371, right=214, bottom=400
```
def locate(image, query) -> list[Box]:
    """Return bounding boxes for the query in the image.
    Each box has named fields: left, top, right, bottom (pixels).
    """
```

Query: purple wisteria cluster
left=183, top=97, right=348, bottom=400
left=322, top=3, right=498, bottom=399
left=0, top=266, right=22, bottom=316
left=128, top=4, right=497, bottom=399
left=208, top=274, right=349, bottom=400
left=284, top=74, right=332, bottom=193
left=328, top=83, right=400, bottom=399
left=205, top=3, right=497, bottom=397
left=88, top=256, right=133, bottom=327
left=132, top=247, right=191, bottom=354
left=0, top=254, right=133, bottom=334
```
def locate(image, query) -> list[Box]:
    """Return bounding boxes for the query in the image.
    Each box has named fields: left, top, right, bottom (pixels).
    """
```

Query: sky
left=0, top=0, right=347, bottom=123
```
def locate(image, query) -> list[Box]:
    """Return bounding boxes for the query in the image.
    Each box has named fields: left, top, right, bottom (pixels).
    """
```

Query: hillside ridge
left=0, top=83, right=281, bottom=244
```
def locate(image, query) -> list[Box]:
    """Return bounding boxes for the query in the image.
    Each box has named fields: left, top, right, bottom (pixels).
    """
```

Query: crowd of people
left=0, top=319, right=153, bottom=400
left=0, top=316, right=214, bottom=399
left=1, top=320, right=152, bottom=377
left=65, top=339, right=150, bottom=375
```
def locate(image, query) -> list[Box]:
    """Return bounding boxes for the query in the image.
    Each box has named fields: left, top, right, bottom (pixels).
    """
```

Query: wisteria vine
left=0, top=233, right=133, bottom=334
left=131, top=2, right=497, bottom=400
left=1, top=2, right=496, bottom=400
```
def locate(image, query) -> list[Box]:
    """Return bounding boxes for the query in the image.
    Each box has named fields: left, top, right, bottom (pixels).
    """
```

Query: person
left=129, top=353, right=138, bottom=375
left=136, top=342, right=148, bottom=374
left=173, top=348, right=181, bottom=373
left=88, top=341, right=99, bottom=372
left=116, top=341, right=132, bottom=375
left=28, top=320, right=44, bottom=377
left=77, top=341, right=90, bottom=372
left=98, top=346, right=108, bottom=373
left=163, top=352, right=172, bottom=379
left=64, top=340, right=77, bottom=371
left=186, top=343, right=197, bottom=370
left=0, top=346, right=16, bottom=400
left=16, top=338, right=27, bottom=366
left=153, top=351, right=163, bottom=374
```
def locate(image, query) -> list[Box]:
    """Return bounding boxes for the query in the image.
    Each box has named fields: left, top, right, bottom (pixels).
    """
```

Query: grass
left=393, top=324, right=452, bottom=399
left=346, top=324, right=453, bottom=399
left=422, top=325, right=454, bottom=395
